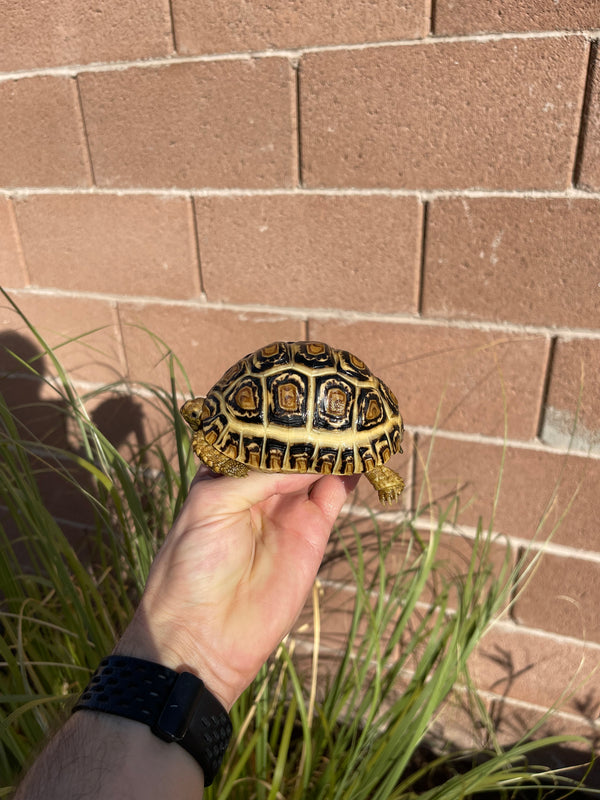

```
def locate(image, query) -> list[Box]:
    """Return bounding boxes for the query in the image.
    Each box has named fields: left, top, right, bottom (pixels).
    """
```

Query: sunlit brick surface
left=1, top=3, right=599, bottom=744
left=433, top=0, right=600, bottom=35
left=0, top=77, right=91, bottom=187
left=300, top=39, right=588, bottom=190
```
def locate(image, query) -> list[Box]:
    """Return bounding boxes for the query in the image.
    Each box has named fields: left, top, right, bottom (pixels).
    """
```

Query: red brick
left=301, top=531, right=443, bottom=660
left=78, top=60, right=297, bottom=189
left=427, top=531, right=513, bottom=611
left=300, top=38, right=587, bottom=190
left=0, top=197, right=26, bottom=287
left=469, top=623, right=600, bottom=715
left=0, top=0, right=173, bottom=71
left=422, top=198, right=600, bottom=328
left=172, top=0, right=427, bottom=53
left=0, top=292, right=125, bottom=383
left=303, top=535, right=600, bottom=748
left=296, top=583, right=360, bottom=655
left=434, top=1, right=600, bottom=34
left=439, top=687, right=599, bottom=756
left=309, top=320, right=549, bottom=439
left=513, top=551, right=600, bottom=643
left=542, top=339, right=600, bottom=454
left=118, top=302, right=306, bottom=389
left=414, top=437, right=600, bottom=552
left=322, top=524, right=513, bottom=614
left=14, top=195, right=200, bottom=300
left=195, top=195, right=421, bottom=313
left=577, top=47, right=600, bottom=190
left=318, top=517, right=406, bottom=588
left=0, top=77, right=91, bottom=188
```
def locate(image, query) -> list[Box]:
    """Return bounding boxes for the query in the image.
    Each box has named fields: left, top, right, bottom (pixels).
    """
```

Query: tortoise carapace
left=180, top=341, right=404, bottom=504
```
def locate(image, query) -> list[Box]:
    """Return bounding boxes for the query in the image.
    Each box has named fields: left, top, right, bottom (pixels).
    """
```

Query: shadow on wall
left=0, top=330, right=148, bottom=544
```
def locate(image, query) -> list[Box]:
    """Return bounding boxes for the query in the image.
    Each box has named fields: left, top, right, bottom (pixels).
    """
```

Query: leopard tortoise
left=180, top=341, right=405, bottom=504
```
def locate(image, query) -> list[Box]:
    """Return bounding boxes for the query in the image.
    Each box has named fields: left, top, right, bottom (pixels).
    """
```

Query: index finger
left=190, top=468, right=325, bottom=512
left=190, top=467, right=357, bottom=520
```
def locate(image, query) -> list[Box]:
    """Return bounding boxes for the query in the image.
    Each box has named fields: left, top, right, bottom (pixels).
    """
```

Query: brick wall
left=1, top=1, right=600, bottom=750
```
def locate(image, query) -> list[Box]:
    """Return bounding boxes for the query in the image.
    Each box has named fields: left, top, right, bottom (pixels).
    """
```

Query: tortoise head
left=180, top=397, right=205, bottom=431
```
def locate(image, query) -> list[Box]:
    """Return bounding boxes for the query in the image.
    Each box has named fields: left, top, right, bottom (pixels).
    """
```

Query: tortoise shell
left=190, top=341, right=403, bottom=477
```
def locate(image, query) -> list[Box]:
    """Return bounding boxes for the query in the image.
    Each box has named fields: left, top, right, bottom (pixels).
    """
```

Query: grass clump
left=0, top=294, right=595, bottom=798
left=211, top=516, right=590, bottom=800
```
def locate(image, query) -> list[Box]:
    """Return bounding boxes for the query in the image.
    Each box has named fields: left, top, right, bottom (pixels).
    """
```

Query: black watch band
left=72, top=655, right=232, bottom=786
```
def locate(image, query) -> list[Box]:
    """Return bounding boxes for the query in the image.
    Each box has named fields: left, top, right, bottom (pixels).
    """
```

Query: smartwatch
left=73, top=655, right=232, bottom=786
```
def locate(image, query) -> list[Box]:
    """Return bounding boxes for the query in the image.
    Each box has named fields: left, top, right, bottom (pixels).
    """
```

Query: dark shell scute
left=356, top=387, right=386, bottom=430
left=202, top=411, right=229, bottom=446
left=267, top=370, right=308, bottom=427
left=265, top=437, right=287, bottom=470
left=251, top=341, right=290, bottom=371
left=340, top=447, right=356, bottom=474
left=313, top=375, right=354, bottom=430
left=337, top=349, right=373, bottom=381
left=358, top=444, right=377, bottom=471
left=379, top=382, right=400, bottom=415
left=242, top=435, right=263, bottom=468
left=294, top=341, right=335, bottom=369
left=225, top=376, right=263, bottom=423
left=213, top=359, right=246, bottom=392
left=314, top=446, right=338, bottom=473
left=374, top=433, right=392, bottom=464
left=390, top=423, right=403, bottom=454
left=219, top=429, right=241, bottom=459
left=290, top=442, right=315, bottom=471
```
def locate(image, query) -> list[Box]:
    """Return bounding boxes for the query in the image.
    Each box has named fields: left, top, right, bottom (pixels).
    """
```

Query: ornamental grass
left=0, top=292, right=594, bottom=798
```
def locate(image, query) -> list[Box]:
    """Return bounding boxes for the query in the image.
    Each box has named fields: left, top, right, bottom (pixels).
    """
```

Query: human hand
left=117, top=468, right=358, bottom=709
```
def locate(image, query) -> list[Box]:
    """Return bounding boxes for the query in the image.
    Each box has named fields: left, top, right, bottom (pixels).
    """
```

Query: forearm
left=12, top=571, right=232, bottom=800
left=13, top=709, right=204, bottom=800
left=13, top=471, right=352, bottom=798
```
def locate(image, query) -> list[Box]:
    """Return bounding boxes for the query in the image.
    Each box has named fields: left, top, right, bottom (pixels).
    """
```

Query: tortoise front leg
left=191, top=430, right=250, bottom=478
left=365, top=465, right=404, bottom=505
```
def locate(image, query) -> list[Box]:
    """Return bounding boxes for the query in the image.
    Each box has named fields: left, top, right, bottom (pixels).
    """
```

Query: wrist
left=114, top=611, right=238, bottom=711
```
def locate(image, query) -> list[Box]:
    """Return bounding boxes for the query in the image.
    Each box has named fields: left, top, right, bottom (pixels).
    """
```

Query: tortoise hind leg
left=192, top=431, right=249, bottom=478
left=365, top=465, right=404, bottom=505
